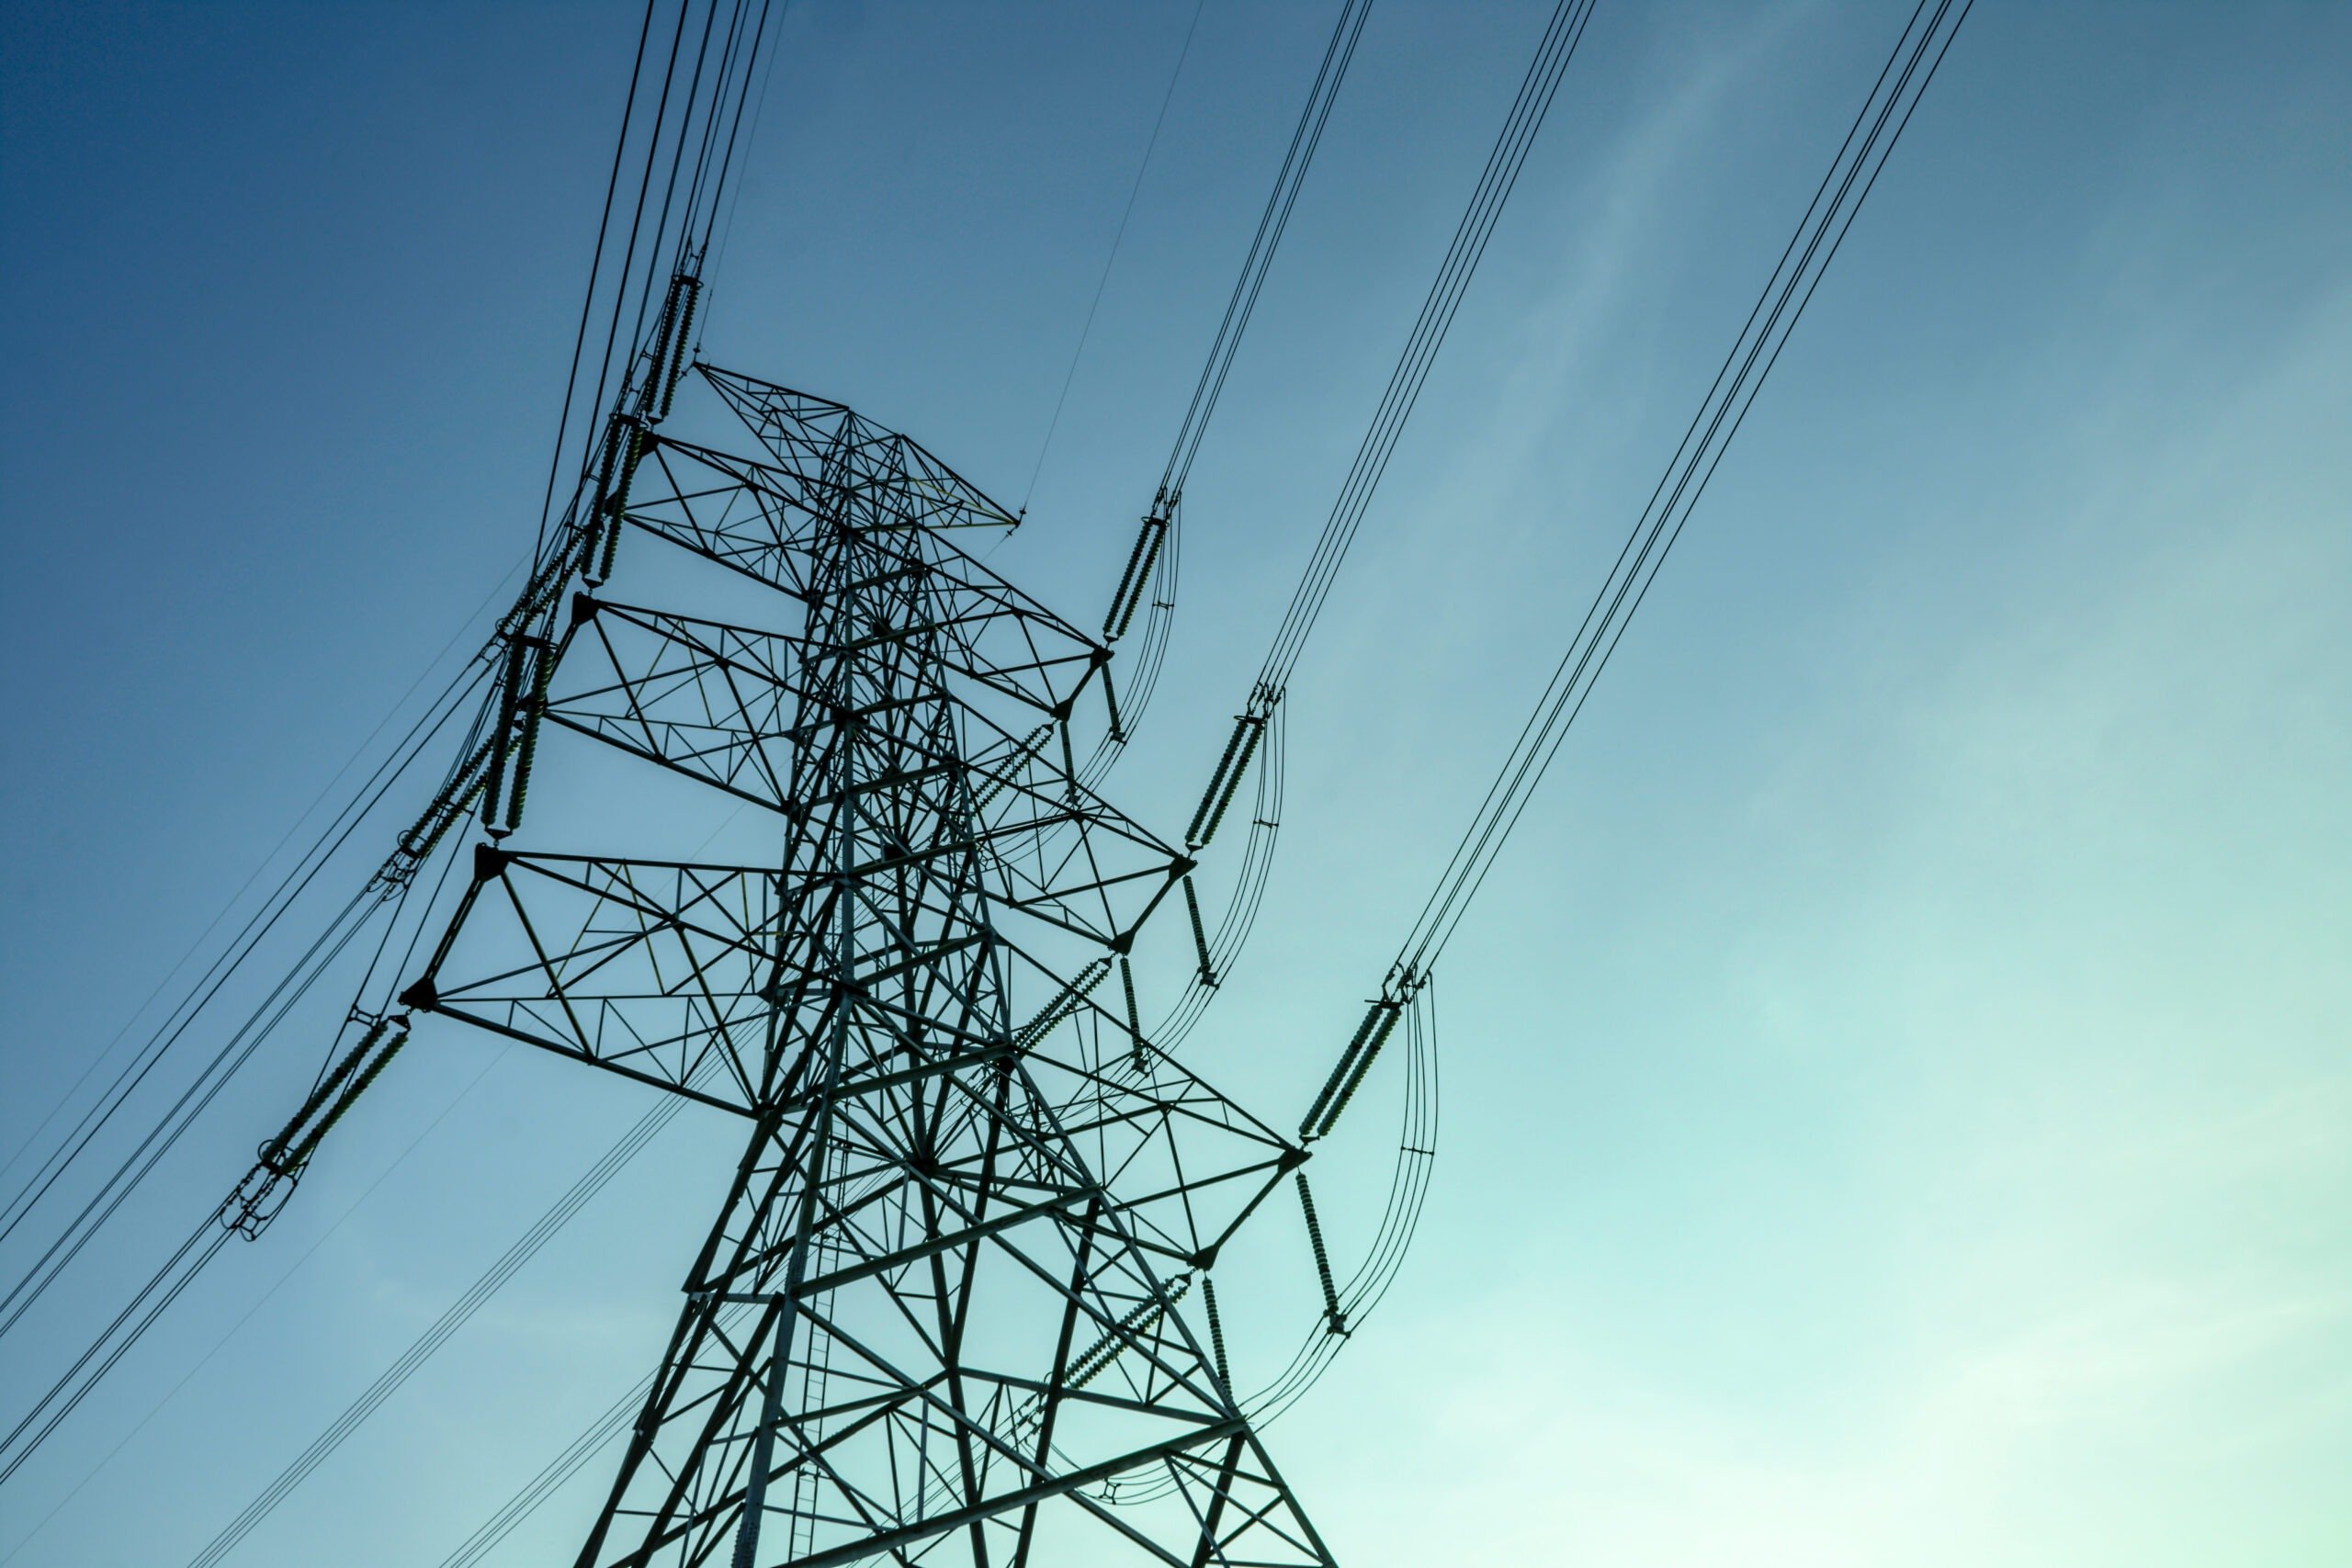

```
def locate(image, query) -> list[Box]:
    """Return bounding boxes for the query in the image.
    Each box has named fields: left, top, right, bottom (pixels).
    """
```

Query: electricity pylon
left=401, top=363, right=1336, bottom=1566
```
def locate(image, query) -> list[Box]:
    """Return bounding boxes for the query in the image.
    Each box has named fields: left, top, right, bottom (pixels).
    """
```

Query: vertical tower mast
left=405, top=368, right=1335, bottom=1566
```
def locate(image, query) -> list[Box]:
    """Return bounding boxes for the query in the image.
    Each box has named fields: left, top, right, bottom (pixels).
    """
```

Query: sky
left=2, top=1, right=2347, bottom=1564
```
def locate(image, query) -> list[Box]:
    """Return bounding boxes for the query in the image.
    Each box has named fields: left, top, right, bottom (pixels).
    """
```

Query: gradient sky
left=2, top=2, right=2346, bottom=1563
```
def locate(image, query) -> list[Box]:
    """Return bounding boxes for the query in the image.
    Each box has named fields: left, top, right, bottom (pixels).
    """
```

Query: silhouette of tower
left=403, top=358, right=1336, bottom=1567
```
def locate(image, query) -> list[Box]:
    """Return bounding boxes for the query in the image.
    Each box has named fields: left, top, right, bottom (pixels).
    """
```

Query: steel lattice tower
left=400, top=366, right=1335, bottom=1566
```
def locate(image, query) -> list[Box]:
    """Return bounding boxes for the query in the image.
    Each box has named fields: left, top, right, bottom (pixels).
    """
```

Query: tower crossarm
left=699, top=366, right=1022, bottom=536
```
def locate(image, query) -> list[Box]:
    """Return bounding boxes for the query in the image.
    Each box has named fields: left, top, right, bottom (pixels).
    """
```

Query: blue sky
left=2, top=2, right=2346, bottom=1563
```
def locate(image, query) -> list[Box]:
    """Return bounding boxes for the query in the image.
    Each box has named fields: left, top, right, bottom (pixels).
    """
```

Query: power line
left=1121, top=0, right=1596, bottom=1047
left=1266, top=0, right=1975, bottom=1441
left=1161, top=0, right=1373, bottom=502
left=0, top=1221, right=232, bottom=1490
left=1397, top=0, right=1975, bottom=976
left=0, top=652, right=493, bottom=1332
left=2, top=0, right=797, bottom=1509
left=0, top=559, right=522, bottom=1246
left=1085, top=0, right=1373, bottom=767
left=0, top=1046, right=514, bottom=1565
left=1021, top=0, right=1210, bottom=513
left=412, top=6, right=1607, bottom=1529
left=14, top=0, right=1989, bottom=1553
left=181, top=1084, right=707, bottom=1568
left=532, top=0, right=662, bottom=563
left=1259, top=0, right=1600, bottom=694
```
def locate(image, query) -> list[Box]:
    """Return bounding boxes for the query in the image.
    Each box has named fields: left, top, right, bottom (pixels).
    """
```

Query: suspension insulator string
left=1198, top=715, right=1263, bottom=848
left=1202, top=1274, right=1230, bottom=1393
left=1182, top=874, right=1216, bottom=987
left=1184, top=714, right=1251, bottom=847
left=1119, top=955, right=1145, bottom=1075
left=390, top=733, right=497, bottom=874
left=1295, top=1172, right=1344, bottom=1336
left=608, top=420, right=649, bottom=520
left=1102, top=509, right=1166, bottom=642
left=387, top=770, right=489, bottom=886
left=280, top=1019, right=412, bottom=1172
left=226, top=1011, right=413, bottom=1237
left=1298, top=998, right=1386, bottom=1140
left=1312, top=998, right=1403, bottom=1143
left=481, top=635, right=532, bottom=829
left=640, top=276, right=685, bottom=419
left=1185, top=706, right=1267, bottom=850
left=1102, top=671, right=1125, bottom=745
left=1066, top=1275, right=1193, bottom=1393
left=659, top=275, right=701, bottom=419
left=571, top=519, right=604, bottom=590
left=582, top=416, right=646, bottom=590
left=435, top=770, right=492, bottom=853
left=495, top=565, right=560, bottom=645
left=1012, top=956, right=1111, bottom=1052
left=973, top=721, right=1052, bottom=815
left=257, top=1018, right=389, bottom=1175
left=497, top=546, right=580, bottom=643
left=594, top=411, right=628, bottom=506
left=502, top=639, right=558, bottom=832
left=596, top=510, right=626, bottom=584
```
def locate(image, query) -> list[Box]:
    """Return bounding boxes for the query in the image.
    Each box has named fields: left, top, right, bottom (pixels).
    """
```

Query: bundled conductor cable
left=1232, top=0, right=1978, bottom=1459
left=1081, top=0, right=1374, bottom=772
